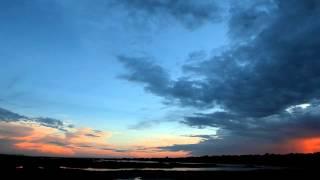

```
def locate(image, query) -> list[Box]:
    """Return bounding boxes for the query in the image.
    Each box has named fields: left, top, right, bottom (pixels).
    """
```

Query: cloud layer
left=119, top=0, right=320, bottom=155
left=0, top=107, right=199, bottom=157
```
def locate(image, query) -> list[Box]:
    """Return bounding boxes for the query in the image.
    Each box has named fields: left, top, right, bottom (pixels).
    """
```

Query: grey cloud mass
left=118, top=55, right=171, bottom=96
left=119, top=0, right=320, bottom=155
left=164, top=103, right=320, bottom=155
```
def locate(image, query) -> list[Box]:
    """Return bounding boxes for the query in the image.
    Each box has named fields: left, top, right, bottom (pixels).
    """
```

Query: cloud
left=112, top=0, right=224, bottom=29
left=128, top=120, right=160, bottom=130
left=119, top=0, right=320, bottom=116
left=0, top=121, right=33, bottom=138
left=0, top=107, right=115, bottom=156
left=35, top=117, right=67, bottom=131
left=0, top=120, right=115, bottom=156
left=119, top=0, right=320, bottom=155
left=0, top=107, right=25, bottom=121
left=185, top=103, right=320, bottom=139
left=132, top=134, right=202, bottom=148
left=15, top=142, right=75, bottom=156
left=118, top=55, right=171, bottom=96
left=161, top=103, right=320, bottom=155
left=118, top=56, right=206, bottom=107
left=0, top=107, right=195, bottom=157
left=124, top=134, right=204, bottom=158
left=0, top=107, right=71, bottom=131
left=181, top=0, right=320, bottom=117
left=85, top=133, right=101, bottom=138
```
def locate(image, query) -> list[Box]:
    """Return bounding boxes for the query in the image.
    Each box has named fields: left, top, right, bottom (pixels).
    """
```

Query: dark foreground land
left=1, top=153, right=320, bottom=179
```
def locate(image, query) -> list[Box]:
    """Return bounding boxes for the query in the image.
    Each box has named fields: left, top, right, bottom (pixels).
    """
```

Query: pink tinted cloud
left=0, top=121, right=192, bottom=157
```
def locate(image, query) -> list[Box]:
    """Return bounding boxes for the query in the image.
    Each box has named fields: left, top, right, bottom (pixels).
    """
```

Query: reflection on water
left=96, top=159, right=218, bottom=166
left=116, top=177, right=142, bottom=180
left=58, top=159, right=279, bottom=172
left=97, top=160, right=160, bottom=164
left=60, top=166, right=263, bottom=172
left=16, top=158, right=282, bottom=172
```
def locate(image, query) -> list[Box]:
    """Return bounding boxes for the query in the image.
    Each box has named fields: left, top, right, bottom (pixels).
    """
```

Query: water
left=60, top=166, right=264, bottom=172
left=97, top=159, right=160, bottom=164
left=115, top=178, right=142, bottom=180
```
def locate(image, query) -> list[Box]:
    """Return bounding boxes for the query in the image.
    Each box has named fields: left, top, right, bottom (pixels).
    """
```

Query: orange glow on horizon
left=15, top=142, right=74, bottom=155
left=127, top=150, right=190, bottom=158
left=292, top=137, right=320, bottom=153
left=1, top=121, right=191, bottom=158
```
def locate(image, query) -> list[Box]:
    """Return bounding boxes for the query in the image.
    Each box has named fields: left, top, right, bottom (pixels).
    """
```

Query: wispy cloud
left=112, top=0, right=224, bottom=30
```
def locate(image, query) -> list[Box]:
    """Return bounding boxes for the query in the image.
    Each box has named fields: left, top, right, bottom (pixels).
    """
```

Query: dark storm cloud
left=182, top=0, right=320, bottom=117
left=184, top=103, right=320, bottom=139
left=227, top=0, right=277, bottom=42
left=113, top=0, right=223, bottom=29
left=163, top=103, right=320, bottom=155
left=119, top=0, right=320, bottom=154
left=119, top=0, right=320, bottom=117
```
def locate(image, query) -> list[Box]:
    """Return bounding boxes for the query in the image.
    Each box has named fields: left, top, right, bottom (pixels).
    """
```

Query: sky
left=1, top=0, right=320, bottom=157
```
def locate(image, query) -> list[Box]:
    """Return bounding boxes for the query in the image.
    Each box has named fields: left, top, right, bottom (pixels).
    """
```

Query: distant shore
left=1, top=153, right=320, bottom=179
